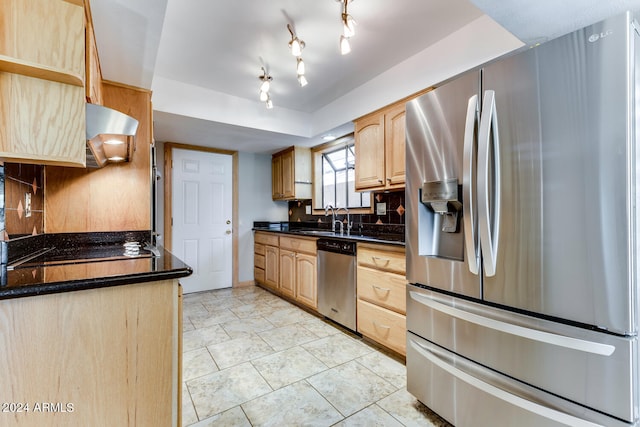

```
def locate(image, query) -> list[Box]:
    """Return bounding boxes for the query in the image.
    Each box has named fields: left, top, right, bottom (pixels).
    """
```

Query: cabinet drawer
left=255, top=243, right=265, bottom=256
left=279, top=236, right=317, bottom=254
left=357, top=244, right=405, bottom=274
left=357, top=266, right=406, bottom=314
left=255, top=232, right=279, bottom=246
left=357, top=299, right=406, bottom=355
left=254, top=267, right=265, bottom=284
left=254, top=253, right=265, bottom=270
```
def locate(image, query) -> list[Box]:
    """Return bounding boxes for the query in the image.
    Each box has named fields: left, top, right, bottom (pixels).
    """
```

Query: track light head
left=287, top=24, right=305, bottom=57
left=296, top=58, right=305, bottom=75
left=342, top=13, right=356, bottom=37
left=340, top=35, right=351, bottom=55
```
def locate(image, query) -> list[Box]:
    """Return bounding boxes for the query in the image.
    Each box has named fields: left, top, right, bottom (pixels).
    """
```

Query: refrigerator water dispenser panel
left=421, top=179, right=461, bottom=233
left=417, top=178, right=465, bottom=262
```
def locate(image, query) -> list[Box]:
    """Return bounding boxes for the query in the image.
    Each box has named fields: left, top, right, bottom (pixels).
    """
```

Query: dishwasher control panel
left=317, top=238, right=356, bottom=255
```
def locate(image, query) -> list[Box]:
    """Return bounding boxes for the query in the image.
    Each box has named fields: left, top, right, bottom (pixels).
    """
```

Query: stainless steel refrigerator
left=405, top=11, right=639, bottom=427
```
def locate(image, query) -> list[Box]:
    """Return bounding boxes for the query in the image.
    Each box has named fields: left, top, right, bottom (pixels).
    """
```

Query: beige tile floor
left=181, top=285, right=452, bottom=427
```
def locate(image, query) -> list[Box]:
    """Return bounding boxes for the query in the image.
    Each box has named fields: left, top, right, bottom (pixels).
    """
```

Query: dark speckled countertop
left=0, top=231, right=192, bottom=300
left=253, top=221, right=405, bottom=246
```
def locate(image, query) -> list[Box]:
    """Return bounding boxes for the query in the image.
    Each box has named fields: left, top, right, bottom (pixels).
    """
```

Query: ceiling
left=90, top=0, right=640, bottom=154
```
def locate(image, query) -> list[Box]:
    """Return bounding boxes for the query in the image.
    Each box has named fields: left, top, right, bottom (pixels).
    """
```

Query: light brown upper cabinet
left=84, top=0, right=103, bottom=104
left=272, top=146, right=312, bottom=200
left=354, top=101, right=406, bottom=191
left=0, top=0, right=86, bottom=167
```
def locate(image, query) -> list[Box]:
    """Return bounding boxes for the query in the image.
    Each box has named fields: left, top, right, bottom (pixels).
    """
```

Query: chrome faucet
left=335, top=207, right=352, bottom=236
left=324, top=205, right=336, bottom=232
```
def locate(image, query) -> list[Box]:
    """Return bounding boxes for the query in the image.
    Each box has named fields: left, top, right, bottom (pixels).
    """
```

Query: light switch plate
left=305, top=205, right=311, bottom=215
left=376, top=202, right=386, bottom=215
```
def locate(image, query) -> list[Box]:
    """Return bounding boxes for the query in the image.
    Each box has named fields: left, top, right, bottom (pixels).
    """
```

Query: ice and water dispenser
left=418, top=178, right=466, bottom=261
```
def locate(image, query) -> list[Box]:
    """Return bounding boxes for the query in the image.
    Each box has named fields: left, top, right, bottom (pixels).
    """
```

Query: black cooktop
left=9, top=244, right=156, bottom=270
left=4, top=231, right=157, bottom=270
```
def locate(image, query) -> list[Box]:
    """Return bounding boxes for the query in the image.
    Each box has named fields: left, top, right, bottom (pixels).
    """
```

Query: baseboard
left=235, top=280, right=255, bottom=288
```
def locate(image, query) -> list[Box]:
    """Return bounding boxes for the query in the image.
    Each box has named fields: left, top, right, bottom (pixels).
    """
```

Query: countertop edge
left=253, top=228, right=406, bottom=247
left=0, top=267, right=193, bottom=301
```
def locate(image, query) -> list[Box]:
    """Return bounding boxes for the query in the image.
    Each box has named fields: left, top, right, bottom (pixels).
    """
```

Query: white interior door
left=172, top=148, right=233, bottom=293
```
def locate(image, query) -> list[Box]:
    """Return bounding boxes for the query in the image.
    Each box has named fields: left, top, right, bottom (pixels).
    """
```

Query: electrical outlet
left=376, top=202, right=386, bottom=215
left=25, top=193, right=32, bottom=218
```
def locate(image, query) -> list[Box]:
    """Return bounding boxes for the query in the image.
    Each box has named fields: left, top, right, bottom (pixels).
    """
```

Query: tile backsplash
left=1, top=163, right=45, bottom=239
left=288, top=190, right=405, bottom=226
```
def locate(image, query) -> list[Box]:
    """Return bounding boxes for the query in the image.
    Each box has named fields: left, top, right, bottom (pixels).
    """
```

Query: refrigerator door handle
left=463, top=94, right=479, bottom=275
left=409, top=339, right=605, bottom=427
left=477, top=90, right=501, bottom=277
left=408, top=291, right=615, bottom=356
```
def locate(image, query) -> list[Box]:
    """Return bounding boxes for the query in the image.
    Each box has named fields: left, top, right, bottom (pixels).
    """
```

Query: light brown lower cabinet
left=357, top=243, right=407, bottom=355
left=0, top=280, right=181, bottom=426
left=278, top=236, right=318, bottom=309
left=254, top=232, right=317, bottom=309
left=254, top=231, right=279, bottom=291
left=254, top=232, right=407, bottom=353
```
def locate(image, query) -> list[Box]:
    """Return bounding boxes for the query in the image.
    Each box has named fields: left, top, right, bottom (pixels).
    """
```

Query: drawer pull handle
left=373, top=321, right=391, bottom=330
left=371, top=256, right=390, bottom=266
left=372, top=285, right=391, bottom=293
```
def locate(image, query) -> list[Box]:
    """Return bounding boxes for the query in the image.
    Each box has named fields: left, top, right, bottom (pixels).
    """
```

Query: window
left=312, top=136, right=371, bottom=212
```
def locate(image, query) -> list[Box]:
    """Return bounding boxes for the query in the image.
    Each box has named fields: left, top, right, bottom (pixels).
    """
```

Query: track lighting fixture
left=338, top=0, right=356, bottom=55
left=287, top=24, right=305, bottom=57
left=286, top=24, right=308, bottom=88
left=258, top=67, right=273, bottom=109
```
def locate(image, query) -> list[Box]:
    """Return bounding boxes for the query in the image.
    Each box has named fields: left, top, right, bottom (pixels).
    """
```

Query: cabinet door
left=0, top=77, right=86, bottom=166
left=296, top=253, right=317, bottom=309
left=384, top=103, right=406, bottom=188
left=279, top=249, right=296, bottom=298
left=271, top=155, right=283, bottom=200
left=264, top=245, right=280, bottom=289
left=84, top=0, right=103, bottom=104
left=280, top=149, right=295, bottom=199
left=354, top=113, right=385, bottom=190
left=0, top=0, right=86, bottom=167
left=0, top=0, right=85, bottom=78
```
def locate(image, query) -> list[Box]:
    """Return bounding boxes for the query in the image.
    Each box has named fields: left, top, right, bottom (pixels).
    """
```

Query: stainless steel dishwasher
left=317, top=238, right=357, bottom=331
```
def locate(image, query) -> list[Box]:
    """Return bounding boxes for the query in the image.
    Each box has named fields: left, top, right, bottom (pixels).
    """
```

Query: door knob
left=226, top=220, right=231, bottom=224
left=225, top=230, right=232, bottom=235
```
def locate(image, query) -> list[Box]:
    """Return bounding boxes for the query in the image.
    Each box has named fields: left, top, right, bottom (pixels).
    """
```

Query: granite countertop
left=0, top=231, right=192, bottom=300
left=253, top=222, right=405, bottom=247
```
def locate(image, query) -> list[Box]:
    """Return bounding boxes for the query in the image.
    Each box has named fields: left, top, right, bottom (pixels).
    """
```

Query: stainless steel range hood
left=85, top=103, right=139, bottom=168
